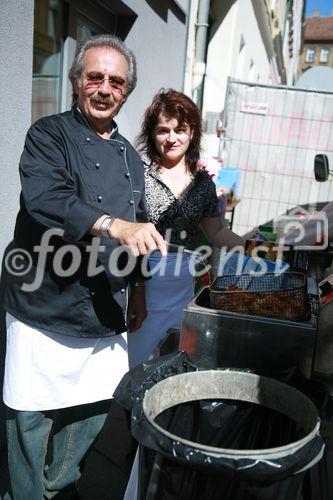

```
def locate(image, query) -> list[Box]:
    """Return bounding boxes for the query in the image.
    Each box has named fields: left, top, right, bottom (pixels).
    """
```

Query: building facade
left=184, top=0, right=293, bottom=157
left=280, top=0, right=305, bottom=85
left=0, top=0, right=190, bottom=264
left=298, top=9, right=333, bottom=76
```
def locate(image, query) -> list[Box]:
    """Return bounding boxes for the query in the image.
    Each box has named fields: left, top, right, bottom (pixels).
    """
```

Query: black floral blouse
left=144, top=164, right=221, bottom=249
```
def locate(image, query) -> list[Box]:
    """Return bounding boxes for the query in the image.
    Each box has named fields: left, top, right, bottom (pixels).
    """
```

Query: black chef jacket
left=4, top=106, right=147, bottom=338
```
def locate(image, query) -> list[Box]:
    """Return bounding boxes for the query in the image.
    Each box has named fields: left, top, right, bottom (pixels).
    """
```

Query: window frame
left=33, top=0, right=137, bottom=120
left=305, top=48, right=315, bottom=63
left=320, top=48, right=330, bottom=63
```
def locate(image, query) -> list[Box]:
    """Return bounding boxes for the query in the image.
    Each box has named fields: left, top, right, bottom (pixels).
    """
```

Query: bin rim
left=142, top=370, right=321, bottom=460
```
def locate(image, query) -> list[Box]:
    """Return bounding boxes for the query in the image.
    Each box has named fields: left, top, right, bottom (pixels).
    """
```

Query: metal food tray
left=209, top=272, right=308, bottom=321
left=180, top=285, right=318, bottom=378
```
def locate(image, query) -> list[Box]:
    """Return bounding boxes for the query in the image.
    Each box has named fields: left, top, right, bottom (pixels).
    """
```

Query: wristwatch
left=100, top=216, right=114, bottom=238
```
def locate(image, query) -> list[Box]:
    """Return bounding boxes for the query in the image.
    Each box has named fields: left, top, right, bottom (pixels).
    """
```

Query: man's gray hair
left=69, top=34, right=137, bottom=97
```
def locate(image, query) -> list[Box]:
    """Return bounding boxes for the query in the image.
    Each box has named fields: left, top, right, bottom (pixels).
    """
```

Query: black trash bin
left=115, top=353, right=324, bottom=500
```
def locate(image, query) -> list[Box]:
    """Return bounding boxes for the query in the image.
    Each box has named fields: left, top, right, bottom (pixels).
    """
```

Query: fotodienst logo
left=274, top=207, right=328, bottom=250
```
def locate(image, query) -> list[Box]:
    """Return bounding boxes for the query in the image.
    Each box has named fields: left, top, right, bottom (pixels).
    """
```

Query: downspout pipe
left=193, top=0, right=211, bottom=105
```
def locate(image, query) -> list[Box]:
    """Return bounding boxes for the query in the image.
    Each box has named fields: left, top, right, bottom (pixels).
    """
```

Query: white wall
left=116, top=0, right=189, bottom=142
left=202, top=2, right=236, bottom=121
left=0, top=0, right=34, bottom=264
left=0, top=0, right=34, bottom=452
left=201, top=0, right=272, bottom=156
left=183, top=0, right=199, bottom=96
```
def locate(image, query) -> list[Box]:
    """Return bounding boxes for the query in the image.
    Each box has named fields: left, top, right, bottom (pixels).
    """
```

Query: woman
left=127, top=89, right=244, bottom=368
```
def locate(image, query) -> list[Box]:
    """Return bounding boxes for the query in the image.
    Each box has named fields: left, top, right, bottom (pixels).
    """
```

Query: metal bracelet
left=100, top=216, right=114, bottom=238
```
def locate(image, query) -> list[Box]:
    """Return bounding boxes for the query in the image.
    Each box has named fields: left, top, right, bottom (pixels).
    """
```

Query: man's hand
left=109, top=219, right=167, bottom=257
left=127, top=286, right=147, bottom=332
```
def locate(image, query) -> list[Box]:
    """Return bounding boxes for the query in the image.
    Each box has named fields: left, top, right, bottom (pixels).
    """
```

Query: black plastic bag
left=114, top=352, right=324, bottom=499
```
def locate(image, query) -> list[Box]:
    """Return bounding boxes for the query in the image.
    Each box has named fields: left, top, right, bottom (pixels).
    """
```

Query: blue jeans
left=6, top=401, right=109, bottom=499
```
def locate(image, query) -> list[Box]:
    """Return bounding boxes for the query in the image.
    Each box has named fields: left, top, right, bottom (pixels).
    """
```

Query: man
left=2, top=34, right=166, bottom=498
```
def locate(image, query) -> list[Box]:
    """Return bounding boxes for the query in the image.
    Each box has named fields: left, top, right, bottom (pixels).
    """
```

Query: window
left=32, top=0, right=135, bottom=123
left=32, top=0, right=65, bottom=124
left=305, top=48, right=315, bottom=62
left=320, top=48, right=330, bottom=63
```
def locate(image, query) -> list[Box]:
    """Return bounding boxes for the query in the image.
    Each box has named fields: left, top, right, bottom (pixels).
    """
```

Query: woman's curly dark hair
left=136, top=89, right=202, bottom=174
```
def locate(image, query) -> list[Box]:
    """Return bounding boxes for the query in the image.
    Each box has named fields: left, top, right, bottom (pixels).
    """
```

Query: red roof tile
left=305, top=16, right=333, bottom=41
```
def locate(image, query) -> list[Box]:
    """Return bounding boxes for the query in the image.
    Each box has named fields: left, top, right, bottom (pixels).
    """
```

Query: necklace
left=160, top=166, right=192, bottom=198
